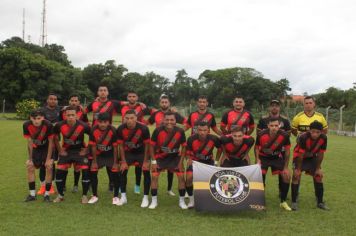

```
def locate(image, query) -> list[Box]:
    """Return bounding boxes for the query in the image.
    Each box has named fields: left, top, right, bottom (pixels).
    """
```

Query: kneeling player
left=53, top=106, right=91, bottom=203
left=149, top=112, right=187, bottom=209
left=255, top=117, right=292, bottom=211
left=88, top=113, right=121, bottom=205
left=185, top=121, right=221, bottom=208
left=23, top=110, right=54, bottom=202
left=117, top=110, right=151, bottom=207
left=291, top=121, right=329, bottom=210
left=220, top=127, right=254, bottom=167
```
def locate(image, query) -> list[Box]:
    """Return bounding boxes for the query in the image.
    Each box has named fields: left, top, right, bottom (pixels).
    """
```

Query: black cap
left=270, top=100, right=280, bottom=105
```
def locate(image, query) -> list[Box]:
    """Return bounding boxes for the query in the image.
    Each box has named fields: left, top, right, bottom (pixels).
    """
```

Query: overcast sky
left=1, top=0, right=355, bottom=94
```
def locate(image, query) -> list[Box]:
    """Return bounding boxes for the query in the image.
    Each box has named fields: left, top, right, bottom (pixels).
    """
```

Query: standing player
left=60, top=94, right=89, bottom=193
left=52, top=106, right=91, bottom=203
left=257, top=99, right=291, bottom=196
left=119, top=91, right=152, bottom=194
left=149, top=112, right=187, bottom=209
left=220, top=96, right=255, bottom=135
left=23, top=110, right=54, bottom=202
left=291, top=121, right=329, bottom=210
left=291, top=96, right=328, bottom=136
left=185, top=121, right=221, bottom=208
left=219, top=127, right=255, bottom=167
left=147, top=95, right=187, bottom=196
left=184, top=95, right=221, bottom=136
left=255, top=117, right=292, bottom=211
left=117, top=110, right=151, bottom=207
left=88, top=113, right=121, bottom=205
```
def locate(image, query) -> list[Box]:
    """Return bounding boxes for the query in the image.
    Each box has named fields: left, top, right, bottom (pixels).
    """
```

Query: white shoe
left=187, top=196, right=194, bottom=208
left=149, top=198, right=158, bottom=209
left=112, top=197, right=122, bottom=206
left=167, top=190, right=176, bottom=196
left=141, top=196, right=149, bottom=208
left=88, top=196, right=99, bottom=204
left=179, top=199, right=188, bottom=210
left=120, top=195, right=127, bottom=205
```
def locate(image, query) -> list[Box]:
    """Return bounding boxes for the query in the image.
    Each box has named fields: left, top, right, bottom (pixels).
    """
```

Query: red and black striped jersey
left=120, top=103, right=152, bottom=123
left=294, top=132, right=327, bottom=158
left=23, top=120, right=54, bottom=149
left=186, top=110, right=217, bottom=135
left=85, top=100, right=122, bottom=126
left=220, top=135, right=254, bottom=159
left=117, top=122, right=150, bottom=153
left=257, top=115, right=291, bottom=133
left=147, top=110, right=186, bottom=127
left=53, top=120, right=91, bottom=150
left=151, top=126, right=186, bottom=159
left=186, top=134, right=221, bottom=161
left=89, top=125, right=117, bottom=157
left=60, top=106, right=89, bottom=124
left=221, top=109, right=254, bottom=134
left=256, top=129, right=290, bottom=157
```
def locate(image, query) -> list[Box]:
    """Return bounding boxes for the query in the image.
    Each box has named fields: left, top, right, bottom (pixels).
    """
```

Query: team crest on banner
left=193, top=161, right=265, bottom=212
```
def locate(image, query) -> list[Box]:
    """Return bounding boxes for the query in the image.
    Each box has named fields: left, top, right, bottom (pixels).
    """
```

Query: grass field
left=0, top=118, right=356, bottom=236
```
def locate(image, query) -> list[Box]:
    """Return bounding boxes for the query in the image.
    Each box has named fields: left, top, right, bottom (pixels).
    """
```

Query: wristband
left=151, top=160, right=157, bottom=164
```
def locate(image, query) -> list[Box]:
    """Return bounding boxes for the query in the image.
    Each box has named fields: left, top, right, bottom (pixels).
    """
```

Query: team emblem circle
left=209, top=170, right=250, bottom=205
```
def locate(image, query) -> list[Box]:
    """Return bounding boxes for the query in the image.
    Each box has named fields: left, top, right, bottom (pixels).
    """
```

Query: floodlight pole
left=338, top=105, right=346, bottom=131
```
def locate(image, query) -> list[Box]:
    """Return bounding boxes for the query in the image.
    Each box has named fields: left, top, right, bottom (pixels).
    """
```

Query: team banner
left=193, top=161, right=265, bottom=212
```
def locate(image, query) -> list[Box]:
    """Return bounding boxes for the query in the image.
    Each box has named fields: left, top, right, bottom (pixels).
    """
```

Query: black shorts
left=260, top=155, right=284, bottom=175
left=32, top=148, right=48, bottom=169
left=186, top=159, right=214, bottom=173
left=293, top=158, right=318, bottom=176
left=152, top=155, right=183, bottom=176
left=91, top=155, right=117, bottom=172
left=221, top=158, right=248, bottom=168
left=125, top=152, right=145, bottom=167
left=57, top=149, right=89, bottom=170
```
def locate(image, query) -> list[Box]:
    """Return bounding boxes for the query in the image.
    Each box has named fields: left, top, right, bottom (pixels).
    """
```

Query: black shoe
left=317, top=202, right=330, bottom=210
left=24, top=195, right=36, bottom=202
left=43, top=195, right=51, bottom=202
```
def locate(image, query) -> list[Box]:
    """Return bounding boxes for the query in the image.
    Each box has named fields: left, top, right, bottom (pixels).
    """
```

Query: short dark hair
left=197, top=121, right=208, bottom=127
left=30, top=109, right=44, bottom=118
left=48, top=93, right=58, bottom=99
left=198, top=95, right=208, bottom=101
left=125, top=109, right=137, bottom=116
left=164, top=111, right=176, bottom=117
left=65, top=105, right=77, bottom=112
left=231, top=126, right=244, bottom=133
left=268, top=117, right=280, bottom=124
left=97, top=112, right=110, bottom=121
left=310, top=120, right=323, bottom=131
left=234, top=95, right=244, bottom=100
left=98, top=85, right=108, bottom=90
left=69, top=94, right=79, bottom=100
left=160, top=95, right=169, bottom=101
left=127, top=91, right=137, bottom=95
left=304, top=96, right=315, bottom=102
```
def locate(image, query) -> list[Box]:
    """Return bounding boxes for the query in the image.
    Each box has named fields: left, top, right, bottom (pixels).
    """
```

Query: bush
left=16, top=99, right=40, bottom=120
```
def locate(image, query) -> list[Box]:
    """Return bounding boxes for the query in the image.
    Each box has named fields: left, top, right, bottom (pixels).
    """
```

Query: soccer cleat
left=72, top=185, right=79, bottom=193
left=148, top=200, right=158, bottom=209
left=134, top=185, right=141, bottom=194
left=167, top=190, right=176, bottom=196
left=49, top=185, right=56, bottom=195
left=112, top=197, right=122, bottom=206
left=37, top=185, right=45, bottom=195
left=119, top=195, right=127, bottom=205
left=187, top=196, right=194, bottom=209
left=43, top=195, right=51, bottom=202
left=81, top=195, right=89, bottom=204
left=24, top=195, right=36, bottom=202
left=140, top=196, right=149, bottom=208
left=317, top=202, right=330, bottom=210
left=88, top=196, right=99, bottom=204
left=179, top=199, right=188, bottom=210
left=291, top=202, right=298, bottom=211
left=53, top=195, right=64, bottom=203
left=280, top=201, right=292, bottom=211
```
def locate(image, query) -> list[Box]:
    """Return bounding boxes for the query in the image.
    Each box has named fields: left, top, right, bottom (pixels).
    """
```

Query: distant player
left=52, top=106, right=91, bottom=203
left=185, top=121, right=221, bottom=208
left=291, top=121, right=329, bottom=210
left=219, top=127, right=254, bottom=167
left=184, top=95, right=221, bottom=136
left=23, top=110, right=54, bottom=202
left=117, top=110, right=151, bottom=207
left=149, top=112, right=187, bottom=209
left=88, top=113, right=121, bottom=205
left=220, top=96, right=255, bottom=135
left=255, top=117, right=292, bottom=211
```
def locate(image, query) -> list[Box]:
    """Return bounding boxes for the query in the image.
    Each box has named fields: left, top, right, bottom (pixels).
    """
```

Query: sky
left=1, top=0, right=356, bottom=94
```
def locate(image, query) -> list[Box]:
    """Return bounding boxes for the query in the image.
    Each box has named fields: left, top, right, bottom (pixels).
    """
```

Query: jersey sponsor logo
left=209, top=170, right=250, bottom=205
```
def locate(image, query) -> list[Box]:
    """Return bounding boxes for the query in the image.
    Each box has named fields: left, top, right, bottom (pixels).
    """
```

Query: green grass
left=0, top=118, right=356, bottom=235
